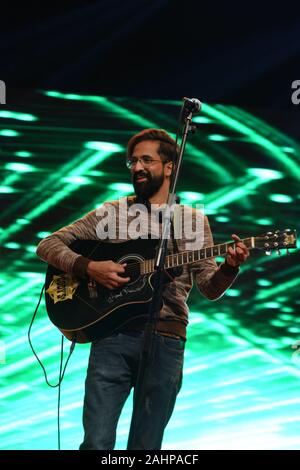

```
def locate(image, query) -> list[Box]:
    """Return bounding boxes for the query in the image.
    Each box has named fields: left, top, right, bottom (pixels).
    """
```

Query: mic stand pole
left=127, top=104, right=197, bottom=449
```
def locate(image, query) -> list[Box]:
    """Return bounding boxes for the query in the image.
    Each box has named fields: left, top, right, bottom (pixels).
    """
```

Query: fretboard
left=140, top=237, right=254, bottom=275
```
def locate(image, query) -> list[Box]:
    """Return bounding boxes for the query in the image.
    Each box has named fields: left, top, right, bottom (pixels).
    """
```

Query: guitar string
left=87, top=236, right=272, bottom=277
left=120, top=235, right=281, bottom=275
left=120, top=240, right=244, bottom=275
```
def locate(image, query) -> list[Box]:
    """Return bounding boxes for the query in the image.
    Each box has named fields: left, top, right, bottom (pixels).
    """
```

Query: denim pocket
left=160, top=334, right=185, bottom=352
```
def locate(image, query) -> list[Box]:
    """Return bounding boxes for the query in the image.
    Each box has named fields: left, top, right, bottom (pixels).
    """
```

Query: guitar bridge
left=87, top=279, right=98, bottom=298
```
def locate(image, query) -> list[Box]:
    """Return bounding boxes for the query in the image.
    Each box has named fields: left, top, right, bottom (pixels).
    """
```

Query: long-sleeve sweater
left=36, top=196, right=239, bottom=339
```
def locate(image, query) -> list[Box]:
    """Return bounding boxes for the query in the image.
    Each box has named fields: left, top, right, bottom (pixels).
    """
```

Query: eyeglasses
left=126, top=155, right=164, bottom=170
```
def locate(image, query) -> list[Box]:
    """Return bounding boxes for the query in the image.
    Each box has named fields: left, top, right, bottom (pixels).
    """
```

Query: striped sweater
left=36, top=197, right=239, bottom=339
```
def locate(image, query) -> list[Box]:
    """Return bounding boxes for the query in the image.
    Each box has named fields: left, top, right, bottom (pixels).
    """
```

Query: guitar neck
left=140, top=237, right=255, bottom=275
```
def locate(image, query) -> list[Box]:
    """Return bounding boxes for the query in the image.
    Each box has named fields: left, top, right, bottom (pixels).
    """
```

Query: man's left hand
left=226, top=234, right=250, bottom=267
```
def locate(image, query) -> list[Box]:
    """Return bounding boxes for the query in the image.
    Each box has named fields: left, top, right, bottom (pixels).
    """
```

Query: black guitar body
left=45, top=238, right=161, bottom=343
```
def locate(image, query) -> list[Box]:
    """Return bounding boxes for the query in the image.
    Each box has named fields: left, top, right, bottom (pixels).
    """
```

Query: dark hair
left=126, top=128, right=179, bottom=163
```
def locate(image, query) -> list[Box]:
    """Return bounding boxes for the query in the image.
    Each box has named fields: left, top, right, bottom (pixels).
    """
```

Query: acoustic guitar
left=45, top=229, right=297, bottom=343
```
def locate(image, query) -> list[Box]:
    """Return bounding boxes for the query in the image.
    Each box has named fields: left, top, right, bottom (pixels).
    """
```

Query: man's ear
left=165, top=161, right=174, bottom=177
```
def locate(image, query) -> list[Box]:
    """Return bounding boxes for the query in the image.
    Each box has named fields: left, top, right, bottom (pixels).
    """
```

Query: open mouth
left=135, top=175, right=148, bottom=182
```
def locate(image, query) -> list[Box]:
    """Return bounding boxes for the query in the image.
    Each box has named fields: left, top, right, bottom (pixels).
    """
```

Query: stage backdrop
left=0, top=91, right=299, bottom=450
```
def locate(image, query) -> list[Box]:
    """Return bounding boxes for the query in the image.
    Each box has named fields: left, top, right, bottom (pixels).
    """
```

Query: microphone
left=182, top=97, right=202, bottom=114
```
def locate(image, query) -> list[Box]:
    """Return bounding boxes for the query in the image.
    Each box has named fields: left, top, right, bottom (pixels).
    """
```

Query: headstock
left=254, top=229, right=297, bottom=255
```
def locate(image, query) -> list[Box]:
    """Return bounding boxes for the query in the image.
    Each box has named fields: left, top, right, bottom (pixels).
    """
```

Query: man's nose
left=133, top=159, right=144, bottom=171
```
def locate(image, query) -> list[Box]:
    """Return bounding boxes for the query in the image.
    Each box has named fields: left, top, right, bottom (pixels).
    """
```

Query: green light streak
left=3, top=242, right=21, bottom=249
left=0, top=278, right=42, bottom=306
left=42, top=91, right=155, bottom=128
left=5, top=163, right=36, bottom=173
left=1, top=173, right=20, bottom=187
left=36, top=232, right=52, bottom=239
left=43, top=91, right=231, bottom=182
left=205, top=169, right=283, bottom=210
left=215, top=216, right=230, bottom=222
left=256, top=277, right=300, bottom=300
left=257, top=279, right=272, bottom=287
left=0, top=111, right=38, bottom=122
left=84, top=141, right=124, bottom=152
left=203, top=104, right=300, bottom=180
left=269, top=194, right=293, bottom=203
left=178, top=191, right=204, bottom=203
left=14, top=151, right=33, bottom=158
left=192, top=116, right=213, bottom=124
left=0, top=129, right=21, bottom=137
left=109, top=183, right=133, bottom=192
left=226, top=289, right=241, bottom=297
left=207, top=134, right=229, bottom=141
left=0, top=186, right=18, bottom=194
left=256, top=218, right=273, bottom=225
left=0, top=147, right=122, bottom=244
left=203, top=397, right=300, bottom=421
left=62, top=176, right=92, bottom=185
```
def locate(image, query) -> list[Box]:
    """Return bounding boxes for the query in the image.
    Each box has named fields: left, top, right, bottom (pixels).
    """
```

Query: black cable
left=28, top=283, right=76, bottom=450
left=57, top=335, right=64, bottom=450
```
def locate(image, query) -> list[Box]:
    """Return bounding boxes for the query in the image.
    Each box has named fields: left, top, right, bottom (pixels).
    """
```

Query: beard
left=132, top=170, right=164, bottom=200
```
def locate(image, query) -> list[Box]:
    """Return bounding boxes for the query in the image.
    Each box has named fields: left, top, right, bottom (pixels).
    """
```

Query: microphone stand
left=127, top=98, right=200, bottom=449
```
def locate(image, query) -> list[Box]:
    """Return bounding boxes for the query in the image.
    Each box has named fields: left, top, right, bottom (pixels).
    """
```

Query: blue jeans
left=79, top=330, right=184, bottom=450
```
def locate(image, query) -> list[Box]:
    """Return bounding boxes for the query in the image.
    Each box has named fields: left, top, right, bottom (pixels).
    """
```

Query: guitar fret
left=146, top=237, right=257, bottom=274
left=206, top=247, right=212, bottom=258
left=219, top=243, right=227, bottom=255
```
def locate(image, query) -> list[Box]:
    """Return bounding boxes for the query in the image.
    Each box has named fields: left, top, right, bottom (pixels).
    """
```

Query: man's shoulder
left=101, top=195, right=136, bottom=208
left=178, top=204, right=206, bottom=219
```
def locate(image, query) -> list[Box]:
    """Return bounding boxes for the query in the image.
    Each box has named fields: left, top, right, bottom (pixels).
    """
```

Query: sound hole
left=104, top=255, right=148, bottom=303
left=122, top=257, right=141, bottom=284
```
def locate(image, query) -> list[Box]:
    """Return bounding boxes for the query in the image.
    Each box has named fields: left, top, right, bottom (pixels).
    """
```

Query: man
left=36, top=128, right=249, bottom=450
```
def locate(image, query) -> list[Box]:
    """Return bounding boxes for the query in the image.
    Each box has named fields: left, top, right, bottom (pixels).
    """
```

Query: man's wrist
left=73, top=255, right=90, bottom=278
left=220, top=259, right=240, bottom=276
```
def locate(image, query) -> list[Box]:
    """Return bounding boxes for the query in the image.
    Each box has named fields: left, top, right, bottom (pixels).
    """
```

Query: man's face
left=130, top=140, right=171, bottom=200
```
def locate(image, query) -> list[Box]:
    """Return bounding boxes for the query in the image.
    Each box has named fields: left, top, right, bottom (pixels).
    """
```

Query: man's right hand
left=86, top=260, right=130, bottom=290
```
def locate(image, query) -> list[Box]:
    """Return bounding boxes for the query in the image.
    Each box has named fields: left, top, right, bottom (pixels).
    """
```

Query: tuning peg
left=265, top=250, right=271, bottom=256
left=276, top=249, right=281, bottom=255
